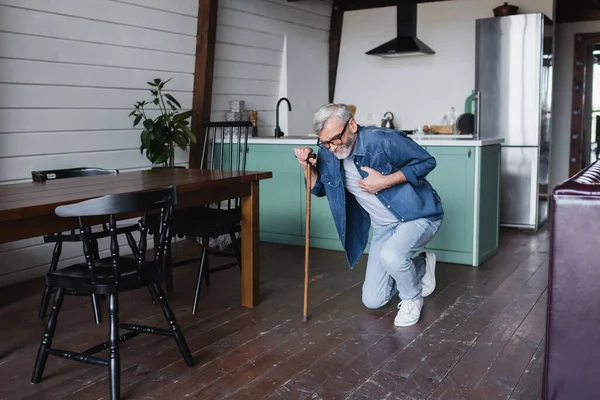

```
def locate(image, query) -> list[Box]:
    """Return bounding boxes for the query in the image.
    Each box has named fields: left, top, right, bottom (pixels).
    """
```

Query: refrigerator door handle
left=475, top=90, right=481, bottom=138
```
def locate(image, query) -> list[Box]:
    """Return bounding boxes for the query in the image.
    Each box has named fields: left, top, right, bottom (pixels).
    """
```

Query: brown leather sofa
left=544, top=160, right=600, bottom=399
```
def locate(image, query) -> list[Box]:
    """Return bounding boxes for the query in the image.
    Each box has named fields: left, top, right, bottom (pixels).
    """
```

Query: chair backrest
left=31, top=167, right=118, bottom=182
left=54, top=186, right=177, bottom=283
left=201, top=121, right=253, bottom=210
left=201, top=121, right=253, bottom=172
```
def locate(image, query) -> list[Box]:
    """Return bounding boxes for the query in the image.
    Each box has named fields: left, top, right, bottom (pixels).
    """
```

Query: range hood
left=366, top=0, right=434, bottom=58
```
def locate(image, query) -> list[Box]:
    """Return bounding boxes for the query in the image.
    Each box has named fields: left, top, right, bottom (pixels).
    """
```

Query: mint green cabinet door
left=425, top=146, right=475, bottom=254
left=300, top=179, right=340, bottom=241
left=244, top=145, right=302, bottom=236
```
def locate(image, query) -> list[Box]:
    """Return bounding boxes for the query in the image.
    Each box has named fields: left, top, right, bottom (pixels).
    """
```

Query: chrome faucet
left=275, top=97, right=291, bottom=137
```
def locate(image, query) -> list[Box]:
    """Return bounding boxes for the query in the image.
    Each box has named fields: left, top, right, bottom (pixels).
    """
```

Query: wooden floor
left=0, top=227, right=549, bottom=400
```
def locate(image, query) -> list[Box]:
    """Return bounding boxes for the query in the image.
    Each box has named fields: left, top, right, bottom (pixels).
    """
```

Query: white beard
left=333, top=132, right=356, bottom=159
left=334, top=145, right=352, bottom=159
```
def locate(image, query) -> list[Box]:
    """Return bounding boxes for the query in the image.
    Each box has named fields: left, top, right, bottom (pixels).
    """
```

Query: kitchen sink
left=250, top=135, right=313, bottom=140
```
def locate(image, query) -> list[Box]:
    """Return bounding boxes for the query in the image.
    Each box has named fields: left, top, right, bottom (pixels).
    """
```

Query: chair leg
left=38, top=286, right=53, bottom=320
left=192, top=243, right=208, bottom=314
left=32, top=287, right=65, bottom=384
left=108, top=293, right=121, bottom=400
left=38, top=242, right=62, bottom=319
left=229, top=231, right=242, bottom=270
left=89, top=237, right=104, bottom=324
left=165, top=240, right=174, bottom=293
left=203, top=235, right=210, bottom=288
left=148, top=286, right=157, bottom=304
left=125, top=231, right=139, bottom=257
left=92, top=237, right=100, bottom=260
left=150, top=283, right=194, bottom=367
left=91, top=294, right=103, bottom=324
left=155, top=233, right=174, bottom=293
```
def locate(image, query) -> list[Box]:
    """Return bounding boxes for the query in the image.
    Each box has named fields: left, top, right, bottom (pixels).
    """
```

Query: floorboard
left=0, top=227, right=549, bottom=400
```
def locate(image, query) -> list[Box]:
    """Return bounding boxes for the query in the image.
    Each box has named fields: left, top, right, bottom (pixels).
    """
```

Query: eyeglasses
left=317, top=119, right=350, bottom=149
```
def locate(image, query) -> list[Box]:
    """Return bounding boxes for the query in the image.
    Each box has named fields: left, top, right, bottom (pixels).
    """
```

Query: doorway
left=570, top=33, right=600, bottom=175
left=589, top=45, right=600, bottom=164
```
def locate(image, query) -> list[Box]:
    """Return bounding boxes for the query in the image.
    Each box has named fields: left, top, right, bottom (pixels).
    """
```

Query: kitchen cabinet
left=243, top=145, right=303, bottom=242
left=219, top=138, right=501, bottom=267
left=425, top=146, right=476, bottom=264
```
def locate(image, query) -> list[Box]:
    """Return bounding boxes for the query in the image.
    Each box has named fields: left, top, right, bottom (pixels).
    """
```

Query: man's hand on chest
left=358, top=167, right=407, bottom=194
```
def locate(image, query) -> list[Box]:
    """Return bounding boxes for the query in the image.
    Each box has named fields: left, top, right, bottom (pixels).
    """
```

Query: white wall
left=0, top=0, right=198, bottom=286
left=550, top=21, right=600, bottom=189
left=334, top=0, right=553, bottom=130
left=211, top=0, right=331, bottom=137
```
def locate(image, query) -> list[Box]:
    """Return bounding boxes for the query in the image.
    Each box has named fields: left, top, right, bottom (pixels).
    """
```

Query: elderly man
left=294, top=103, right=443, bottom=327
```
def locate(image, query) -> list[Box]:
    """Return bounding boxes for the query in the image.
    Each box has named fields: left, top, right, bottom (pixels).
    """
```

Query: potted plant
left=129, top=78, right=196, bottom=167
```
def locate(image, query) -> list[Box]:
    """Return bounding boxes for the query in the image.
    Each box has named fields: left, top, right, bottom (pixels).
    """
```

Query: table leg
left=155, top=233, right=173, bottom=293
left=241, top=180, right=260, bottom=307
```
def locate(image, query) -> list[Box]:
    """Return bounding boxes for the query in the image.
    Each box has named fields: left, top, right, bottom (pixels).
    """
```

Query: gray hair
left=312, top=103, right=352, bottom=135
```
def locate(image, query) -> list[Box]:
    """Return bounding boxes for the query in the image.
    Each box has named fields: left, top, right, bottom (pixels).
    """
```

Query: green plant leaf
left=135, top=78, right=182, bottom=165
left=140, top=134, right=151, bottom=160
left=164, top=94, right=181, bottom=108
left=141, top=130, right=151, bottom=147
left=174, top=134, right=188, bottom=150
left=143, top=119, right=154, bottom=130
left=149, top=139, right=163, bottom=155
left=181, top=125, right=196, bottom=143
left=154, top=151, right=169, bottom=165
left=173, top=110, right=193, bottom=122
left=151, top=125, right=165, bottom=140
left=128, top=110, right=136, bottom=117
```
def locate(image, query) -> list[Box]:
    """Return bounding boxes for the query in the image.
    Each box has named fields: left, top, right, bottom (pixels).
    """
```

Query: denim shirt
left=310, top=125, right=444, bottom=268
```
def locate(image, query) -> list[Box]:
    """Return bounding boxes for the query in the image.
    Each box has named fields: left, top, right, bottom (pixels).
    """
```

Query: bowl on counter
left=493, top=2, right=518, bottom=17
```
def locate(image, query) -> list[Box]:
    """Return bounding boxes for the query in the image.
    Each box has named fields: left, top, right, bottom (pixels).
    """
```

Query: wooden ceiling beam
left=556, top=0, right=600, bottom=23
left=334, top=0, right=398, bottom=12
left=331, top=0, right=450, bottom=11
left=189, top=0, right=218, bottom=169
left=329, top=5, right=343, bottom=102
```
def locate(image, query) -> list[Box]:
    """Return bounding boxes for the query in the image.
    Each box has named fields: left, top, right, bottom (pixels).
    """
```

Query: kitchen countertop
left=239, top=135, right=504, bottom=146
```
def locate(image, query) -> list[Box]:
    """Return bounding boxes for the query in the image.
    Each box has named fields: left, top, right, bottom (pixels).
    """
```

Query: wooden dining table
left=0, top=168, right=272, bottom=308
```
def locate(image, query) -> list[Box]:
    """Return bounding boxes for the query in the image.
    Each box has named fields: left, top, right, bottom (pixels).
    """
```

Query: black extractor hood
left=366, top=0, right=434, bottom=57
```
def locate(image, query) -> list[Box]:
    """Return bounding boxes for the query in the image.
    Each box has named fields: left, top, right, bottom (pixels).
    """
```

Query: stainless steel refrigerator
left=475, top=13, right=553, bottom=231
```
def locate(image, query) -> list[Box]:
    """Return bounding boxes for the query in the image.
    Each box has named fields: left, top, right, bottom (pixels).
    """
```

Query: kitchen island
left=228, top=135, right=503, bottom=267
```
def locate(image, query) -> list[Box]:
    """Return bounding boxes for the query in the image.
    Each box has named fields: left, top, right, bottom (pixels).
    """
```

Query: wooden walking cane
left=303, top=152, right=316, bottom=322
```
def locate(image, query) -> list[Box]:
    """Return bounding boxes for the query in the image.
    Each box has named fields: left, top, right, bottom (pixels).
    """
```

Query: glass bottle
left=250, top=110, right=258, bottom=137
left=448, top=107, right=457, bottom=134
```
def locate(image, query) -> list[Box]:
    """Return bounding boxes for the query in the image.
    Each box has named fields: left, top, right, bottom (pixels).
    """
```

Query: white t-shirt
left=342, top=157, right=397, bottom=227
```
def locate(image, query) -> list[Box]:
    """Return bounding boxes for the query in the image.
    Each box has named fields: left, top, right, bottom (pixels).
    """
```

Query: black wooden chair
left=32, top=167, right=140, bottom=324
left=159, top=121, right=252, bottom=314
left=30, top=186, right=194, bottom=400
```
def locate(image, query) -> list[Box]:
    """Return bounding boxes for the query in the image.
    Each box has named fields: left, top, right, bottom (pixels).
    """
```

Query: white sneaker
left=421, top=251, right=437, bottom=297
left=394, top=297, right=423, bottom=327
